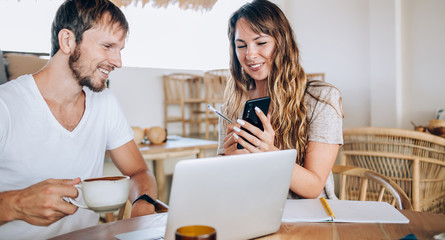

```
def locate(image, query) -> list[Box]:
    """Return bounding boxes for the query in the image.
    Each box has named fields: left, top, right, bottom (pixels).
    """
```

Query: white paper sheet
left=282, top=199, right=409, bottom=223
left=115, top=226, right=166, bottom=240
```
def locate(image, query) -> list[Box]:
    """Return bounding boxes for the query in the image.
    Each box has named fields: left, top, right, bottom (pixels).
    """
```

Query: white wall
left=108, top=67, right=202, bottom=134
left=401, top=0, right=445, bottom=129
left=369, top=0, right=402, bottom=127
left=286, top=0, right=371, bottom=128
left=282, top=0, right=445, bottom=129
left=109, top=0, right=445, bottom=133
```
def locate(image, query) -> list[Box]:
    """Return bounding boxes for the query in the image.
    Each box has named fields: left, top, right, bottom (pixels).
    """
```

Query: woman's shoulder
left=304, top=80, right=343, bottom=119
left=305, top=80, right=341, bottom=101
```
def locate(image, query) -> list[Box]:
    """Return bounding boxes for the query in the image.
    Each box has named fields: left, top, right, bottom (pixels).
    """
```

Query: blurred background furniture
left=0, top=50, right=49, bottom=84
left=306, top=72, right=325, bottom=81
left=202, top=69, right=230, bottom=139
left=340, top=127, right=445, bottom=213
left=0, top=49, right=8, bottom=85
left=163, top=73, right=205, bottom=136
left=333, top=165, right=413, bottom=210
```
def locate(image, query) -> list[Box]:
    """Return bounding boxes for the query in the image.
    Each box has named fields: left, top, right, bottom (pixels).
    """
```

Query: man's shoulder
left=0, top=74, right=33, bottom=87
left=0, top=75, right=34, bottom=99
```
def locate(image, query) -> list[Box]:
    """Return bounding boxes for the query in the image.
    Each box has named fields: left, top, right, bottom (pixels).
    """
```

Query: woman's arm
left=289, top=142, right=339, bottom=198
left=290, top=84, right=343, bottom=198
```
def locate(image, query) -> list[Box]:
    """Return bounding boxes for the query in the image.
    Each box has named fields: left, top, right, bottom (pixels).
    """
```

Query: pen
left=320, top=197, right=336, bottom=221
left=207, top=105, right=233, bottom=123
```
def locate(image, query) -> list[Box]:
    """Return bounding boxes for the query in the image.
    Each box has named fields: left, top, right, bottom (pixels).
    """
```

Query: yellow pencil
left=320, top=197, right=336, bottom=221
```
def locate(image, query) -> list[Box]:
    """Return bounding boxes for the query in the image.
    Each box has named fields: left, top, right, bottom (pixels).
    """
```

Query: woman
left=218, top=0, right=344, bottom=199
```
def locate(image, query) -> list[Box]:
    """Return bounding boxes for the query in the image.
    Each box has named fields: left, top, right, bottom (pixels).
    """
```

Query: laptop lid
left=164, top=149, right=296, bottom=240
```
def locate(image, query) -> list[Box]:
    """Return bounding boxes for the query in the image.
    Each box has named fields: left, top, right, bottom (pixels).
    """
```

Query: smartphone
left=237, top=97, right=271, bottom=149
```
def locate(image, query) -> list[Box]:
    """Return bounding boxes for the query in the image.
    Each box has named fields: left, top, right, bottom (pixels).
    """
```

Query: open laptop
left=116, top=149, right=296, bottom=240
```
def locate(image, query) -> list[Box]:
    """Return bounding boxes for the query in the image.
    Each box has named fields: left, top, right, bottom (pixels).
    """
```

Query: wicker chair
left=333, top=165, right=413, bottom=210
left=340, top=127, right=445, bottom=214
left=163, top=73, right=205, bottom=136
left=202, top=69, right=230, bottom=139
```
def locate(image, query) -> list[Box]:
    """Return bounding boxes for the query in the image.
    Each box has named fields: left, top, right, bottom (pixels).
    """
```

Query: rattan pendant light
left=111, top=0, right=218, bottom=11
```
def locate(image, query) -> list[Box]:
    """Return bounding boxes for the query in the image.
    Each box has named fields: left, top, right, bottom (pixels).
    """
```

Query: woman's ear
left=58, top=29, right=76, bottom=54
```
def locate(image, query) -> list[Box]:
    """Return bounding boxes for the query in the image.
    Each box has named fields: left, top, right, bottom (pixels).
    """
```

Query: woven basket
left=428, top=119, right=445, bottom=138
left=340, top=127, right=445, bottom=214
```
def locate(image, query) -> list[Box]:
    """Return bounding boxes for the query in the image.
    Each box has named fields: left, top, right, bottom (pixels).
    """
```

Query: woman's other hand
left=222, top=122, right=249, bottom=155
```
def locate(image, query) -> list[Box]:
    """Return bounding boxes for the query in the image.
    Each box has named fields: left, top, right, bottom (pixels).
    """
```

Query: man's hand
left=0, top=178, right=80, bottom=226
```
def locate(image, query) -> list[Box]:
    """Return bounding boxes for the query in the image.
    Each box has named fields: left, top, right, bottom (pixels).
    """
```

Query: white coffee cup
left=64, top=175, right=130, bottom=213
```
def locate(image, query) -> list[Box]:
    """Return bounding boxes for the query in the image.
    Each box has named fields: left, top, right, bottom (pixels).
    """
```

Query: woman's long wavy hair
left=224, top=0, right=308, bottom=164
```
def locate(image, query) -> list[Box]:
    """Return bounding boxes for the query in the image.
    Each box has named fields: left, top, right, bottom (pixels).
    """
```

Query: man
left=0, top=0, right=158, bottom=239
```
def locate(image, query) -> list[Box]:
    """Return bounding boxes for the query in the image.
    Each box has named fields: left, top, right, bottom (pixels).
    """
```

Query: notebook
left=115, top=149, right=296, bottom=240
left=281, top=199, right=409, bottom=223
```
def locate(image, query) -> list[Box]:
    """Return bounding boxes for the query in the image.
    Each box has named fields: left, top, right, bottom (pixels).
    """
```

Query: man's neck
left=33, top=54, right=84, bottom=106
left=33, top=54, right=86, bottom=131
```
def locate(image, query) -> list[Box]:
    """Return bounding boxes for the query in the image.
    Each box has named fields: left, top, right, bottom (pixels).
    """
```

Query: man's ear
left=58, top=29, right=76, bottom=54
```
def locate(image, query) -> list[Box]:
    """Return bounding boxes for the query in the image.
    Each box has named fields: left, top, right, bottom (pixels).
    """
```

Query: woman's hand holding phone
left=223, top=106, right=279, bottom=154
left=236, top=97, right=270, bottom=149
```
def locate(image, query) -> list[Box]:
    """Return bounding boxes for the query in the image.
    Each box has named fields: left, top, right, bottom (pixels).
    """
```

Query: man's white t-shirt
left=0, top=75, right=134, bottom=239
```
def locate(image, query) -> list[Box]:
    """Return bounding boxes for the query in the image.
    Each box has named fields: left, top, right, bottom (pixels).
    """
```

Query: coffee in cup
left=64, top=175, right=130, bottom=213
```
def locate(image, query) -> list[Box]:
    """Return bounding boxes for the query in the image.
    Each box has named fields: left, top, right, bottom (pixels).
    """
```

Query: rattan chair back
left=340, top=127, right=445, bottom=213
left=163, top=73, right=205, bottom=136
left=333, top=165, right=413, bottom=210
left=202, top=69, right=230, bottom=139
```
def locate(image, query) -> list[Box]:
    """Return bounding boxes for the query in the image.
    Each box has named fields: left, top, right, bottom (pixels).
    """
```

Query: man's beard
left=69, top=46, right=106, bottom=92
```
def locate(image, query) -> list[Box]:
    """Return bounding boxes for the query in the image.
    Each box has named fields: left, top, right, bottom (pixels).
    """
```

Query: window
left=0, top=0, right=247, bottom=70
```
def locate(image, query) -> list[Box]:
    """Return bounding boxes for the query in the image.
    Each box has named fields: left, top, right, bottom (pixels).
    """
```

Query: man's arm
left=0, top=178, right=80, bottom=226
left=108, top=140, right=158, bottom=217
